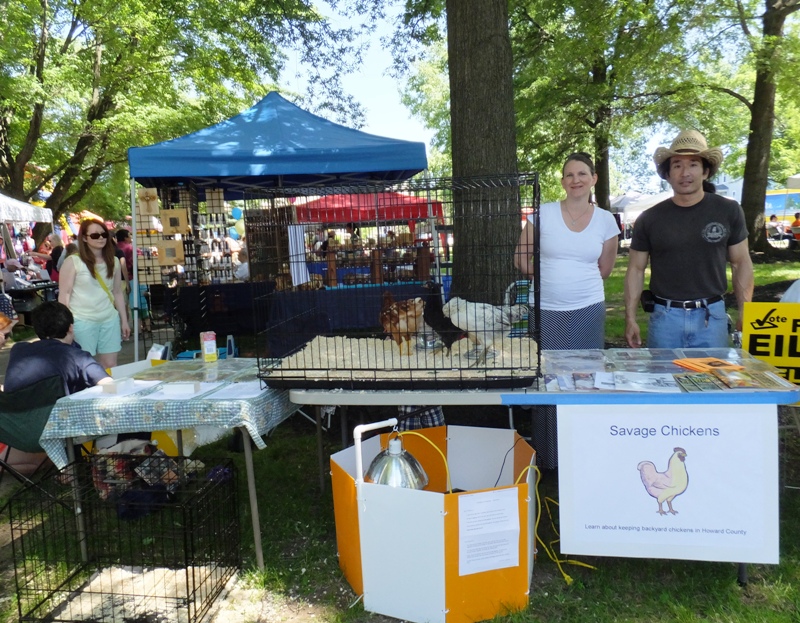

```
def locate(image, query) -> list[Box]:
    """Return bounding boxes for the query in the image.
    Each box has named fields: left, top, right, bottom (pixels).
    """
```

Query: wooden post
left=325, top=250, right=338, bottom=287
left=371, top=249, right=384, bottom=284
left=415, top=242, right=431, bottom=282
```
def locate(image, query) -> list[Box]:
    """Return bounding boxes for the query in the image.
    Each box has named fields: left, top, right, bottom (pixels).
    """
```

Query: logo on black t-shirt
left=702, top=222, right=728, bottom=243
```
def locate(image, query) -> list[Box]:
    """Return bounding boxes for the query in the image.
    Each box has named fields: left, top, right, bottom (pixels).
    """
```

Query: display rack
left=133, top=184, right=249, bottom=352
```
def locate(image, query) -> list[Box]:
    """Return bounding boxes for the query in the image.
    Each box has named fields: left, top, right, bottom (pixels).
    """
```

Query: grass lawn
left=604, top=253, right=800, bottom=345
left=1, top=253, right=798, bottom=623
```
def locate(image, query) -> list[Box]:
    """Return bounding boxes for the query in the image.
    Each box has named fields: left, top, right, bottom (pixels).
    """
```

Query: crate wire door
left=249, top=174, right=542, bottom=390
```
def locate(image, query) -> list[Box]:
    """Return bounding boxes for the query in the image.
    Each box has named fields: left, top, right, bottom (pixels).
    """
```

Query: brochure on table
left=557, top=403, right=778, bottom=564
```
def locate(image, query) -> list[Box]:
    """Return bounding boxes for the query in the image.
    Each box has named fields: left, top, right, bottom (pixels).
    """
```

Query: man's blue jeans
left=646, top=300, right=729, bottom=349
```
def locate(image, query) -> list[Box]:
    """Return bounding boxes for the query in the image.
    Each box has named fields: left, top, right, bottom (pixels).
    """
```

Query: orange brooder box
left=330, top=424, right=536, bottom=623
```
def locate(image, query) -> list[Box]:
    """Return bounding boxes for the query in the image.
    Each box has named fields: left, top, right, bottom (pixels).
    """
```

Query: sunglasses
left=86, top=232, right=108, bottom=240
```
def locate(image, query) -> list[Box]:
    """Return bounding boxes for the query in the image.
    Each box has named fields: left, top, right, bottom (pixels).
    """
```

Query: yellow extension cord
left=387, top=434, right=595, bottom=585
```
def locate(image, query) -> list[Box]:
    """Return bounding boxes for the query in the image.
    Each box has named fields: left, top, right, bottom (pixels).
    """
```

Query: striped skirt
left=530, top=302, right=606, bottom=469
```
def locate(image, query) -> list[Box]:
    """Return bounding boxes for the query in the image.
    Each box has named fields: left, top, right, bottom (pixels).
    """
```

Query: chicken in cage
left=248, top=174, right=542, bottom=390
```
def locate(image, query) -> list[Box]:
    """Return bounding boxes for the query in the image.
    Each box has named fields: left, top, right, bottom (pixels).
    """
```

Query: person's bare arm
left=58, top=257, right=76, bottom=308
left=624, top=249, right=649, bottom=348
left=112, top=262, right=131, bottom=340
left=598, top=237, right=618, bottom=279
left=513, top=223, right=535, bottom=278
left=728, top=239, right=754, bottom=331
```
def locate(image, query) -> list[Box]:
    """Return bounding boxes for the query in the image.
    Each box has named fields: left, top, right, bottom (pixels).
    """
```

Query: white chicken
left=441, top=297, right=526, bottom=366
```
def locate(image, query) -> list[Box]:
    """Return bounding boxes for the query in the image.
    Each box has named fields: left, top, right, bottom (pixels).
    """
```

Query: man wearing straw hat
left=624, top=129, right=753, bottom=349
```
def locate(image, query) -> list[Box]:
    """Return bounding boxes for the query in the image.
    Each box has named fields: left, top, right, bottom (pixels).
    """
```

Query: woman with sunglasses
left=58, top=219, right=131, bottom=368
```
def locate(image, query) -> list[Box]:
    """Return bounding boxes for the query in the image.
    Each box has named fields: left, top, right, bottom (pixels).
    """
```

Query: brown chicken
left=380, top=291, right=424, bottom=355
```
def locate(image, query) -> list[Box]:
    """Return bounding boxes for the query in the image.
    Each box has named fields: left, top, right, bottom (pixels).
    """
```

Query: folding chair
left=0, top=375, right=67, bottom=489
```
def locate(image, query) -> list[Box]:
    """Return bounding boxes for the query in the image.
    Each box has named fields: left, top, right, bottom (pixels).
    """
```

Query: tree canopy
left=0, top=0, right=367, bottom=223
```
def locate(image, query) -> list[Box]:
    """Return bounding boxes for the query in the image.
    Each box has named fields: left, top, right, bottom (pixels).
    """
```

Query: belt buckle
left=682, top=299, right=700, bottom=309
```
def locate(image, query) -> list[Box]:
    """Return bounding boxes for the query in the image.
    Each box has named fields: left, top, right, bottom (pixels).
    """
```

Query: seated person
left=4, top=301, right=111, bottom=394
left=234, top=247, right=250, bottom=281
left=766, top=215, right=792, bottom=240
left=791, top=212, right=800, bottom=243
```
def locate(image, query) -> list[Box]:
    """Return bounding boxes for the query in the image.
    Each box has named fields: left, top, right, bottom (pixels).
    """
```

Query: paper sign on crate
left=330, top=425, right=536, bottom=623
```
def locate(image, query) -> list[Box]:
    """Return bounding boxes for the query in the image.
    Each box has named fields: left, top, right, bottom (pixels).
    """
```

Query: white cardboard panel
left=360, top=483, right=446, bottom=623
left=331, top=435, right=381, bottom=480
left=526, top=469, right=536, bottom=585
left=558, top=404, right=779, bottom=563
left=447, top=425, right=516, bottom=491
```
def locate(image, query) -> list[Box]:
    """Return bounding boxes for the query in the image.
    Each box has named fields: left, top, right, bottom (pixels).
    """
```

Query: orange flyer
left=673, top=357, right=744, bottom=372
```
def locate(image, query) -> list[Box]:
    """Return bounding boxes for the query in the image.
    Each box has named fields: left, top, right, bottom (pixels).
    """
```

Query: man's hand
left=625, top=320, right=642, bottom=348
left=623, top=249, right=649, bottom=349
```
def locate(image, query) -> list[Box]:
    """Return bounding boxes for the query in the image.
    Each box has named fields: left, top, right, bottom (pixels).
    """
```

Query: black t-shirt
left=630, top=193, right=748, bottom=300
left=4, top=339, right=109, bottom=394
left=115, top=248, right=127, bottom=280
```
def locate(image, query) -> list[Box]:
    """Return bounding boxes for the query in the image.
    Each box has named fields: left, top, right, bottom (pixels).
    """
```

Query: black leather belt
left=653, top=294, right=723, bottom=309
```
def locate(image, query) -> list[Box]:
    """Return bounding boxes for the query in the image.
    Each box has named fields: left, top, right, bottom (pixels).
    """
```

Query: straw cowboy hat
left=653, top=130, right=724, bottom=179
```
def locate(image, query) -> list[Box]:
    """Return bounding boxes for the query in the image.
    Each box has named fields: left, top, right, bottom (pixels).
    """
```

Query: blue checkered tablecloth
left=39, top=359, right=295, bottom=468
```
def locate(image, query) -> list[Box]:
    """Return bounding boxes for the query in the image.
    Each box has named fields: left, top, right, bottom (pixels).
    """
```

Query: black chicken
left=422, top=281, right=466, bottom=354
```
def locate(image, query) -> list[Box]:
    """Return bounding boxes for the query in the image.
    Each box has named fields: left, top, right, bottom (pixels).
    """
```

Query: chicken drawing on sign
left=637, top=447, right=689, bottom=515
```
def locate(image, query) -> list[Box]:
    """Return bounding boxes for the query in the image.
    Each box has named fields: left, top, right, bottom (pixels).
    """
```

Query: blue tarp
left=127, top=92, right=427, bottom=193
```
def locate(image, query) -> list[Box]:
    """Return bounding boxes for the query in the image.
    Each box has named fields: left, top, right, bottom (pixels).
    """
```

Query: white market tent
left=0, top=191, right=53, bottom=224
left=621, top=190, right=673, bottom=224
left=0, top=191, right=54, bottom=262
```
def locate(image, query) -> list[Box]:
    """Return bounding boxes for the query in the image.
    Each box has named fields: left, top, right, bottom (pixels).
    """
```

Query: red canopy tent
left=294, top=192, right=443, bottom=227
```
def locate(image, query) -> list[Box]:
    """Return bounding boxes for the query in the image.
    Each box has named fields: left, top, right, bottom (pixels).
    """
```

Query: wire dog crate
left=9, top=456, right=240, bottom=623
left=247, top=173, right=542, bottom=389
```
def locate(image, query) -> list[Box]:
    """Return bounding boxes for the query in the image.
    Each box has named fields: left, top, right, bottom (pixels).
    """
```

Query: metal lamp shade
left=364, top=437, right=429, bottom=489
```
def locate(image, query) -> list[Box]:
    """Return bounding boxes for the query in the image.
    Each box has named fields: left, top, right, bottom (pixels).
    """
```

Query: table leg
left=240, top=426, right=264, bottom=570
left=66, top=440, right=89, bottom=563
left=340, top=406, right=349, bottom=447
left=316, top=407, right=326, bottom=493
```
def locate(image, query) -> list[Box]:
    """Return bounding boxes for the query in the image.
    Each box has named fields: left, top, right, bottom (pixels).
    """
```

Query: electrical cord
left=393, top=430, right=452, bottom=493
left=494, top=436, right=526, bottom=488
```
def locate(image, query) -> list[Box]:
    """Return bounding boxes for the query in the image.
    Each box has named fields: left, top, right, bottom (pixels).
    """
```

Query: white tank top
left=532, top=204, right=619, bottom=311
left=67, top=254, right=119, bottom=323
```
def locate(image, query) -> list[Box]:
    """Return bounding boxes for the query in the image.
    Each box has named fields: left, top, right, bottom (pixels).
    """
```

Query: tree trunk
left=741, top=2, right=797, bottom=253
left=446, top=0, right=519, bottom=303
left=594, top=119, right=611, bottom=211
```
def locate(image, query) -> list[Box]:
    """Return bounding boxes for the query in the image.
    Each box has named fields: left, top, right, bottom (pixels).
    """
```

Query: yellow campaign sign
left=742, top=302, right=800, bottom=385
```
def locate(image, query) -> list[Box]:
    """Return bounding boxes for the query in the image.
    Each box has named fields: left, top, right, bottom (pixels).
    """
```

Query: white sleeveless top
left=67, top=254, right=119, bottom=323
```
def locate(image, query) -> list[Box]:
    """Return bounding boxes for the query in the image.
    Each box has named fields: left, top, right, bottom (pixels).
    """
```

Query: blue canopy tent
left=125, top=91, right=428, bottom=359
left=127, top=91, right=427, bottom=194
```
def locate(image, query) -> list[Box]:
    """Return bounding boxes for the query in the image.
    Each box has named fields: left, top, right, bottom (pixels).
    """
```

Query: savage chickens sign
left=557, top=404, right=778, bottom=563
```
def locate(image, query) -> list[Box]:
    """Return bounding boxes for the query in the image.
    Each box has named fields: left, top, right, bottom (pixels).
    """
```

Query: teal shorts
left=73, top=316, right=121, bottom=356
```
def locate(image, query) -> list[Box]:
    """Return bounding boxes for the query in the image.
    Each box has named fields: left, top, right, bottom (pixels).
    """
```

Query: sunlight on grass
left=604, top=254, right=798, bottom=343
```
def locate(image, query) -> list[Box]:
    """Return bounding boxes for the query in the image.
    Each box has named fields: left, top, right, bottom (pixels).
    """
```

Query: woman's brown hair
left=77, top=219, right=115, bottom=279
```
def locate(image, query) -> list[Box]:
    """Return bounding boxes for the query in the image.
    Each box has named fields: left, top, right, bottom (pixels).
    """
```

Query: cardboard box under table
left=331, top=425, right=536, bottom=623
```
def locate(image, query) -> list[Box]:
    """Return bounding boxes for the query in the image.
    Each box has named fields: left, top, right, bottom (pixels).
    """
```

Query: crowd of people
left=0, top=220, right=146, bottom=374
